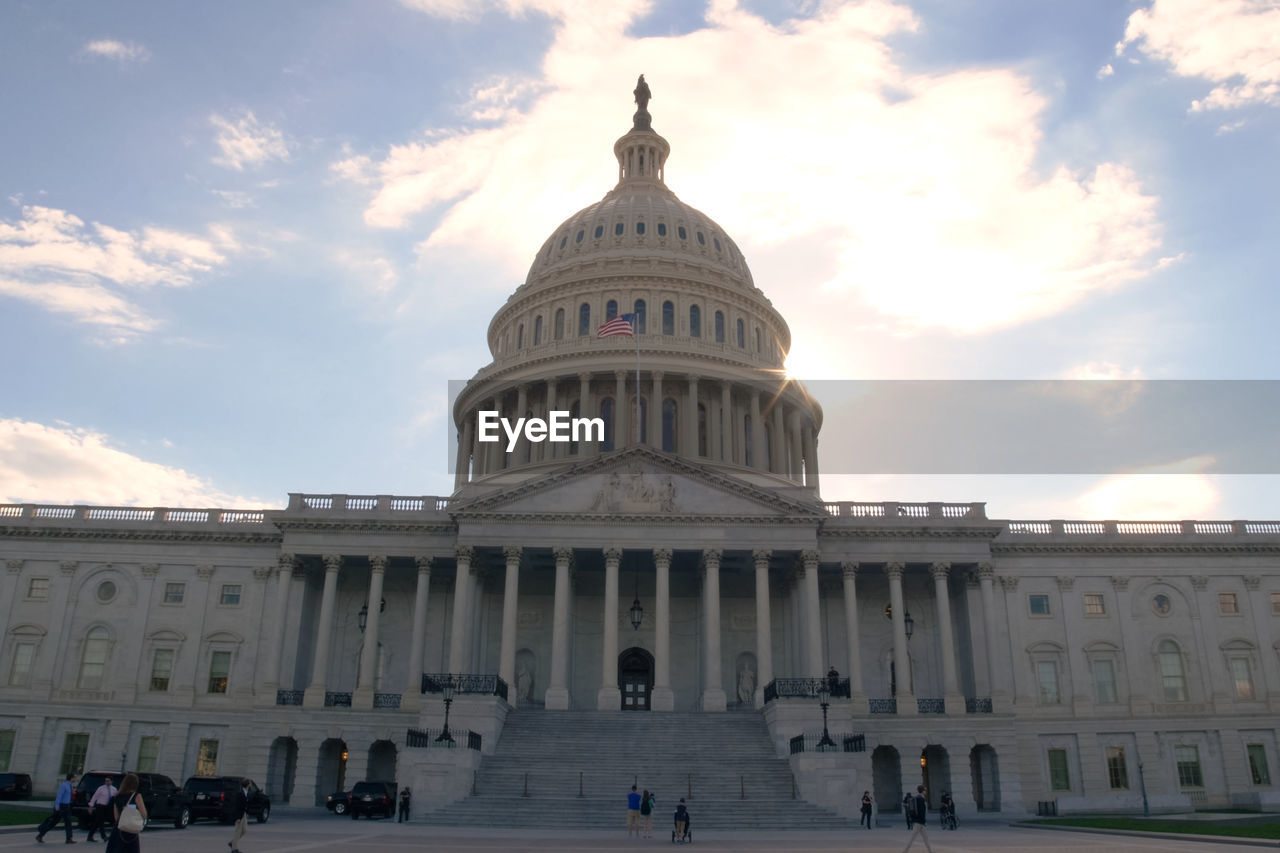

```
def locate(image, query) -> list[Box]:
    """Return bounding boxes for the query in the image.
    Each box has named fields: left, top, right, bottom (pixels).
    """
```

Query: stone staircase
left=417, top=709, right=861, bottom=829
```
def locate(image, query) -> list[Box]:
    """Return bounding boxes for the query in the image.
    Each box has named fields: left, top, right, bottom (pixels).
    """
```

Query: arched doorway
left=872, top=745, right=902, bottom=819
left=921, top=745, right=951, bottom=810
left=315, top=739, right=347, bottom=806
left=266, top=737, right=297, bottom=803
left=368, top=740, right=397, bottom=783
left=618, top=647, right=654, bottom=711
left=970, top=745, right=1000, bottom=811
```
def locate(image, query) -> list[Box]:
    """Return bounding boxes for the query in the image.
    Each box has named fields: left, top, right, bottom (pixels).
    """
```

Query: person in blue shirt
left=626, top=785, right=642, bottom=838
left=36, top=772, right=77, bottom=844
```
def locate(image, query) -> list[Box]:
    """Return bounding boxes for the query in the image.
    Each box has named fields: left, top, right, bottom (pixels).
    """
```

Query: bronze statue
left=634, top=74, right=651, bottom=111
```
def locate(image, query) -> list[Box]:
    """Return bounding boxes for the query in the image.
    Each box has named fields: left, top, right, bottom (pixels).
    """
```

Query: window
left=657, top=223, right=667, bottom=236
left=636, top=221, right=646, bottom=235
left=714, top=311, right=725, bottom=343
left=136, top=736, right=160, bottom=773
left=661, top=399, right=677, bottom=453
left=697, top=404, right=707, bottom=457
left=736, top=318, right=745, bottom=348
left=1107, top=747, right=1129, bottom=790
left=606, top=299, right=618, bottom=320
left=77, top=627, right=109, bottom=689
left=594, top=224, right=603, bottom=239
left=633, top=300, right=646, bottom=334
left=59, top=733, right=89, bottom=777
left=1175, top=745, right=1203, bottom=789
left=677, top=225, right=687, bottom=240
left=1083, top=593, right=1106, bottom=615
left=8, top=642, right=35, bottom=687
left=208, top=650, right=231, bottom=694
left=1036, top=661, right=1060, bottom=704
left=1092, top=659, right=1117, bottom=704
left=196, top=739, right=219, bottom=776
left=1029, top=594, right=1051, bottom=616
left=516, top=323, right=524, bottom=349
left=1159, top=640, right=1188, bottom=702
left=1152, top=593, right=1172, bottom=616
left=95, top=581, right=116, bottom=603
left=714, top=236, right=722, bottom=252
left=578, top=303, right=590, bottom=336
left=1231, top=657, right=1255, bottom=700
left=662, top=300, right=674, bottom=335
left=689, top=305, right=701, bottom=338
left=0, top=729, right=13, bottom=771
left=575, top=228, right=584, bottom=243
left=1248, top=744, right=1272, bottom=786
left=163, top=583, right=185, bottom=604
left=696, top=231, right=705, bottom=245
left=1219, top=592, right=1239, bottom=615
left=1047, top=749, right=1070, bottom=791
left=743, top=415, right=753, bottom=467
left=614, top=222, right=624, bottom=236
left=554, top=308, right=565, bottom=340
left=149, top=648, right=174, bottom=692
left=600, top=398, right=614, bottom=452
left=27, top=578, right=49, bottom=600
left=219, top=585, right=242, bottom=606
left=533, top=316, right=542, bottom=345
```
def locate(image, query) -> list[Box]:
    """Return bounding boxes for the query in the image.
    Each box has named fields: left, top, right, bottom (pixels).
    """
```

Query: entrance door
left=618, top=647, right=654, bottom=711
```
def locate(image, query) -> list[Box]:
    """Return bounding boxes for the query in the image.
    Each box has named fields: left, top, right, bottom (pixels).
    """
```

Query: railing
left=965, top=697, right=993, bottom=714
left=421, top=673, right=509, bottom=702
left=761, top=678, right=851, bottom=703
left=406, top=727, right=482, bottom=751
left=916, top=698, right=945, bottom=714
left=289, top=494, right=451, bottom=514
left=1002, top=519, right=1280, bottom=537
left=324, top=692, right=352, bottom=708
left=276, top=690, right=304, bottom=706
left=823, top=501, right=986, bottom=520
left=373, top=693, right=402, bottom=710
left=0, top=504, right=270, bottom=526
left=868, top=698, right=897, bottom=714
left=789, top=732, right=866, bottom=754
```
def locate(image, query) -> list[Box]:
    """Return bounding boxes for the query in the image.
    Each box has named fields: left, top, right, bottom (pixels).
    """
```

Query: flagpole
left=633, top=321, right=641, bottom=447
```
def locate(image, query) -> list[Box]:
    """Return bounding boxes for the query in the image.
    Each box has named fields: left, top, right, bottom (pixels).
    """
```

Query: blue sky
left=1, top=0, right=1278, bottom=520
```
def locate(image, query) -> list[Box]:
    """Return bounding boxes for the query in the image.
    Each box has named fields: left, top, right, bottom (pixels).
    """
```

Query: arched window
left=533, top=316, right=542, bottom=346
left=689, top=305, right=701, bottom=338
left=600, top=397, right=615, bottom=452
left=578, top=303, right=591, bottom=336
left=736, top=318, right=745, bottom=348
left=634, top=300, right=647, bottom=334
left=78, top=627, right=110, bottom=689
left=662, top=398, right=678, bottom=453
left=743, top=415, right=754, bottom=467
left=697, top=403, right=708, bottom=457
left=516, top=324, right=524, bottom=349
left=1159, top=640, right=1188, bottom=702
left=554, top=308, right=565, bottom=340
left=606, top=300, right=618, bottom=321
left=662, top=300, right=675, bottom=335
left=715, top=311, right=725, bottom=343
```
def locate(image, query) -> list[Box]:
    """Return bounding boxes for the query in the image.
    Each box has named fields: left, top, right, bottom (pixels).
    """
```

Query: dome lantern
left=614, top=74, right=670, bottom=186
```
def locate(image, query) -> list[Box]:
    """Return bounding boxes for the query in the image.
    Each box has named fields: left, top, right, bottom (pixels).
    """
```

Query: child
left=673, top=798, right=690, bottom=843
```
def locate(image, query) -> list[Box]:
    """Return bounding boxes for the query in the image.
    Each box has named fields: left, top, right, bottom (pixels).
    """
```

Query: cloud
left=344, top=0, right=1166, bottom=336
left=1119, top=0, right=1280, bottom=111
left=0, top=419, right=272, bottom=508
left=81, top=39, right=150, bottom=63
left=210, top=111, right=290, bottom=171
left=0, top=204, right=235, bottom=339
left=1075, top=456, right=1221, bottom=518
left=334, top=250, right=399, bottom=294
left=1097, top=63, right=1114, bottom=79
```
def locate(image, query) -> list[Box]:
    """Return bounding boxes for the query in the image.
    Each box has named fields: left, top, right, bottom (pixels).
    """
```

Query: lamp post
left=629, top=564, right=644, bottom=630
left=1137, top=756, right=1149, bottom=817
left=435, top=674, right=456, bottom=744
left=816, top=681, right=836, bottom=750
left=358, top=598, right=386, bottom=633
left=903, top=610, right=914, bottom=641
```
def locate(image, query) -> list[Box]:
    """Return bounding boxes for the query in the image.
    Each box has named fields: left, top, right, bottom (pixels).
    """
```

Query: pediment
left=450, top=447, right=824, bottom=522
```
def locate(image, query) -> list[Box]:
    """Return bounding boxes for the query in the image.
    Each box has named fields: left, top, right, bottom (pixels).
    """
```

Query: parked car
left=182, top=776, right=271, bottom=824
left=325, top=789, right=351, bottom=815
left=72, top=771, right=191, bottom=830
left=347, top=781, right=396, bottom=819
left=0, top=772, right=33, bottom=799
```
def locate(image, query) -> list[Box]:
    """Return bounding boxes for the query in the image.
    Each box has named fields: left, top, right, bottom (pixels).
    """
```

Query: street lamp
left=629, top=563, right=643, bottom=630
left=816, top=680, right=836, bottom=750
left=1137, top=757, right=1149, bottom=817
left=436, top=675, right=456, bottom=744
left=358, top=598, right=386, bottom=633
left=903, top=610, right=914, bottom=640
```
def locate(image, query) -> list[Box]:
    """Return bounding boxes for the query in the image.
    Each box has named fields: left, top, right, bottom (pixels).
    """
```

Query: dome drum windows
left=677, top=226, right=687, bottom=240
left=657, top=223, right=667, bottom=237
left=689, top=305, right=701, bottom=338
left=615, top=222, right=625, bottom=236
left=554, top=308, right=565, bottom=340
left=606, top=300, right=618, bottom=321
left=662, top=300, right=675, bottom=336
left=714, top=311, right=725, bottom=343
left=636, top=221, right=646, bottom=236
left=594, top=225, right=604, bottom=239
left=696, top=231, right=706, bottom=246
left=634, top=300, right=647, bottom=334
left=575, top=229, right=585, bottom=244
left=578, top=303, right=591, bottom=337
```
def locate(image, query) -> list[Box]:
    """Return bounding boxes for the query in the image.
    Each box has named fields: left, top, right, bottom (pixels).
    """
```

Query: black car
left=325, top=789, right=351, bottom=815
left=348, top=781, right=396, bottom=819
left=182, top=777, right=271, bottom=824
left=0, top=772, right=33, bottom=799
left=72, top=771, right=191, bottom=830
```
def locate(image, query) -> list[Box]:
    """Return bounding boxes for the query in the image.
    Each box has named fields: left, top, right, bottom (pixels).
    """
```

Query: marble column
left=650, top=370, right=664, bottom=449
left=546, top=547, right=573, bottom=709
left=931, top=561, right=964, bottom=714
left=403, top=556, right=433, bottom=711
left=720, top=383, right=732, bottom=462
left=455, top=417, right=474, bottom=488
left=801, top=422, right=820, bottom=491
left=887, top=562, right=917, bottom=714
left=546, top=379, right=559, bottom=459
left=448, top=547, right=474, bottom=673
left=597, top=547, right=622, bottom=710
left=471, top=408, right=486, bottom=476
left=259, top=553, right=295, bottom=706
left=701, top=549, right=727, bottom=711
left=303, top=554, right=342, bottom=709
left=978, top=563, right=1008, bottom=710
left=771, top=401, right=786, bottom=475
left=514, top=384, right=529, bottom=464
left=801, top=550, right=824, bottom=677
left=354, top=554, right=388, bottom=708
left=788, top=411, right=803, bottom=484
left=841, top=562, right=868, bottom=713
left=752, top=549, right=773, bottom=708
left=686, top=374, right=700, bottom=458
left=652, top=548, right=674, bottom=711
left=613, top=371, right=627, bottom=450
left=499, top=546, right=521, bottom=699
left=750, top=387, right=765, bottom=470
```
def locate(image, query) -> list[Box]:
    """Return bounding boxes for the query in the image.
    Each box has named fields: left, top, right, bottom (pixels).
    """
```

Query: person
left=900, top=785, right=934, bottom=853
left=860, top=790, right=873, bottom=829
left=639, top=789, right=654, bottom=838
left=398, top=787, right=411, bottom=823
left=86, top=776, right=118, bottom=841
left=36, top=771, right=76, bottom=844
left=673, top=798, right=690, bottom=843
left=228, top=778, right=251, bottom=853
left=827, top=666, right=840, bottom=696
left=626, top=785, right=641, bottom=838
left=106, top=773, right=146, bottom=853
left=902, top=792, right=914, bottom=828
left=940, top=791, right=955, bottom=829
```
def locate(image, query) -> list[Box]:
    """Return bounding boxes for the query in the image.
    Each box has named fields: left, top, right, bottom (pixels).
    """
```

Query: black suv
left=348, top=781, right=396, bottom=819
left=182, top=777, right=271, bottom=824
left=72, top=771, right=191, bottom=830
left=0, top=772, right=33, bottom=799
left=325, top=789, right=351, bottom=815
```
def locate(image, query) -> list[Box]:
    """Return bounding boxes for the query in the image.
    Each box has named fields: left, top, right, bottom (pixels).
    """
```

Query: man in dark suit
left=229, top=778, right=251, bottom=853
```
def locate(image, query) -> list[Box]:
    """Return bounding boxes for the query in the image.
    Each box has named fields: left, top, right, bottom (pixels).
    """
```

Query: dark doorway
left=618, top=647, right=654, bottom=711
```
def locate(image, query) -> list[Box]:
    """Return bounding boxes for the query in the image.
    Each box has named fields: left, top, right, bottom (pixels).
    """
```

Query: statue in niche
left=516, top=659, right=534, bottom=703
left=737, top=661, right=756, bottom=705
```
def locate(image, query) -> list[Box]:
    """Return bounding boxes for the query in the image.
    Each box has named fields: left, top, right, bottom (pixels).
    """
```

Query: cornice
left=992, top=541, right=1280, bottom=555
left=455, top=511, right=820, bottom=526
left=0, top=526, right=282, bottom=546
left=819, top=525, right=1005, bottom=541
left=271, top=519, right=458, bottom=536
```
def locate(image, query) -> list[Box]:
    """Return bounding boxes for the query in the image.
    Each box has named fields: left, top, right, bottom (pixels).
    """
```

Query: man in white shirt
left=86, top=778, right=118, bottom=842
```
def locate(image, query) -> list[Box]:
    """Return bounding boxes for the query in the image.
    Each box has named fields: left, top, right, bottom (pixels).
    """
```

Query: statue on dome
left=633, top=74, right=651, bottom=111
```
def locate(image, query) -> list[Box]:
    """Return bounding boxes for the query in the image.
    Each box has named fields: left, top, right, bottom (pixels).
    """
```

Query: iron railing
left=789, top=732, right=866, bottom=754
left=917, top=698, right=945, bottom=714
left=373, top=693, right=402, bottom=709
left=324, top=692, right=352, bottom=707
left=965, top=697, right=993, bottom=714
left=421, top=673, right=509, bottom=701
left=276, top=690, right=304, bottom=706
left=869, top=698, right=898, bottom=714
left=762, top=677, right=851, bottom=703
left=406, top=727, right=482, bottom=751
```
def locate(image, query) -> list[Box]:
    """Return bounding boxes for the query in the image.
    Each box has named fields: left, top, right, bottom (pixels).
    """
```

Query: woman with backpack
left=639, top=788, right=655, bottom=838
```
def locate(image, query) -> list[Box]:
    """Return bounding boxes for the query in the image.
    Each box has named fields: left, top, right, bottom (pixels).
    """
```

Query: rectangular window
left=0, top=729, right=14, bottom=771
left=8, top=642, right=36, bottom=687
left=163, top=583, right=185, bottom=604
left=207, top=650, right=230, bottom=694
left=218, top=584, right=242, bottom=606
left=1092, top=659, right=1117, bottom=704
left=59, top=733, right=89, bottom=778
left=136, top=736, right=160, bottom=773
left=149, top=649, right=174, bottom=692
left=1175, top=745, right=1204, bottom=789
left=1107, top=746, right=1130, bottom=790
left=1231, top=658, right=1255, bottom=700
left=1036, top=662, right=1060, bottom=704
left=1083, top=593, right=1106, bottom=615
left=1047, top=748, right=1071, bottom=791
left=1219, top=592, right=1239, bottom=615
left=195, top=739, right=219, bottom=776
left=27, top=578, right=49, bottom=600
left=1271, top=592, right=1280, bottom=614
left=1029, top=594, right=1051, bottom=616
left=1247, top=744, right=1271, bottom=786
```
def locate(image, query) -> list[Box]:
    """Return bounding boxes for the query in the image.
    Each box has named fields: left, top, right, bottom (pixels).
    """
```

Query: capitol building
left=1, top=85, right=1278, bottom=823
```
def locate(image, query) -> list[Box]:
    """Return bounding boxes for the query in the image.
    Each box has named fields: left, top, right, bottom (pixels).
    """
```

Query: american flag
left=597, top=313, right=636, bottom=338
